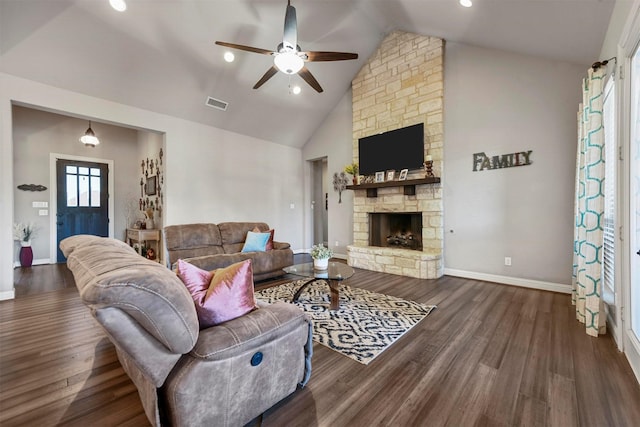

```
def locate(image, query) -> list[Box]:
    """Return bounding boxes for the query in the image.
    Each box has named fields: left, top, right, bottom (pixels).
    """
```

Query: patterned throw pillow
left=176, top=259, right=257, bottom=328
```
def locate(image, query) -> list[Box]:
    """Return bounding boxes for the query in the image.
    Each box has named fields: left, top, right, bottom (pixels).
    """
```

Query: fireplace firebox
left=369, top=212, right=422, bottom=251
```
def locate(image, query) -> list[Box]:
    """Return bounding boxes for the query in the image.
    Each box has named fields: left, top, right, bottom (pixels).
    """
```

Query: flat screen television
left=358, top=123, right=424, bottom=175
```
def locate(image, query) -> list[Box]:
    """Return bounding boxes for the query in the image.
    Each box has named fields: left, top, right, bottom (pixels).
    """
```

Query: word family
left=473, top=150, right=533, bottom=172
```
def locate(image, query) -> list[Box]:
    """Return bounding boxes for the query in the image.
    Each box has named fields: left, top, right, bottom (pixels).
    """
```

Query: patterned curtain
left=573, top=68, right=606, bottom=337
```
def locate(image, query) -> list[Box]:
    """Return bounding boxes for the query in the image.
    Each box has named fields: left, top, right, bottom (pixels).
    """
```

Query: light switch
left=39, top=209, right=48, bottom=216
left=290, top=203, right=295, bottom=209
left=32, top=201, right=48, bottom=208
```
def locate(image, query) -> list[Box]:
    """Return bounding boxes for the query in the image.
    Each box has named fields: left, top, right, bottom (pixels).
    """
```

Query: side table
left=127, top=228, right=161, bottom=263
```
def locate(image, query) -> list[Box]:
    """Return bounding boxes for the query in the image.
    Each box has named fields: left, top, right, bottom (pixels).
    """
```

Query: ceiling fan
left=215, top=0, right=358, bottom=93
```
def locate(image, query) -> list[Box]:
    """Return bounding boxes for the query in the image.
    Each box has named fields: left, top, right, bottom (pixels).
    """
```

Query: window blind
left=603, top=77, right=616, bottom=297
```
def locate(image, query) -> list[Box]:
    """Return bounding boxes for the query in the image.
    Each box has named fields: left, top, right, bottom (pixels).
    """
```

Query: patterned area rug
left=255, top=279, right=436, bottom=365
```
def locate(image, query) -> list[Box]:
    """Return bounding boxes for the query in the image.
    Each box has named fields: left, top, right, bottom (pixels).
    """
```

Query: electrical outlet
left=335, top=241, right=339, bottom=247
left=505, top=257, right=512, bottom=266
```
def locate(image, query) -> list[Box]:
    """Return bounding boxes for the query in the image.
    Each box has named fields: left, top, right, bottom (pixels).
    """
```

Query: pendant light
left=80, top=121, right=100, bottom=147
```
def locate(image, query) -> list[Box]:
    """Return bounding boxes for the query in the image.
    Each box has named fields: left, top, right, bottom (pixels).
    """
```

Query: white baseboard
left=443, top=268, right=572, bottom=294
left=13, top=258, right=52, bottom=268
left=607, top=311, right=622, bottom=351
left=624, top=331, right=640, bottom=387
left=0, top=289, right=16, bottom=301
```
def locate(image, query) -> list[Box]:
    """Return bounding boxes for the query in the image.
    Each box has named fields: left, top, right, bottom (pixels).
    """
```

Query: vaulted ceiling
left=0, top=0, right=614, bottom=147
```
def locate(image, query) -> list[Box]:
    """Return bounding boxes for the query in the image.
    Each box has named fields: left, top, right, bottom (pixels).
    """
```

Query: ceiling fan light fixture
left=274, top=52, right=304, bottom=75
left=109, top=0, right=127, bottom=12
left=459, top=0, right=472, bottom=7
left=223, top=51, right=235, bottom=62
left=292, top=85, right=301, bottom=95
left=80, top=122, right=100, bottom=147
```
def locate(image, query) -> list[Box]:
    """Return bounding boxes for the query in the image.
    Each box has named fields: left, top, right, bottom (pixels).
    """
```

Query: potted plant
left=13, top=222, right=36, bottom=267
left=344, top=162, right=359, bottom=184
left=310, top=243, right=333, bottom=270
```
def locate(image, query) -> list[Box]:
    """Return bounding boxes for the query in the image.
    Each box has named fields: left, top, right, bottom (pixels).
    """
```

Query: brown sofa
left=164, top=222, right=293, bottom=281
left=61, top=234, right=312, bottom=427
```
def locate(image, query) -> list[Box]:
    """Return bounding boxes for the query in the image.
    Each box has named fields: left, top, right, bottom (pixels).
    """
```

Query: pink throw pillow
left=176, top=259, right=257, bottom=328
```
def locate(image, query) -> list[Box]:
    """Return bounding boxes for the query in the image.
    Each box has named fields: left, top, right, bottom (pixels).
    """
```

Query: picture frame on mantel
left=375, top=171, right=385, bottom=183
left=145, top=175, right=157, bottom=196
left=399, top=169, right=408, bottom=181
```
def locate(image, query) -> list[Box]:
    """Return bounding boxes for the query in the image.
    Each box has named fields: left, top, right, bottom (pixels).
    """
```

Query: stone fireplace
left=346, top=31, right=444, bottom=279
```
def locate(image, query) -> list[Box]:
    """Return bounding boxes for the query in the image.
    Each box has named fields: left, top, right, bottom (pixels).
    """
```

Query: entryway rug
left=255, top=279, right=436, bottom=365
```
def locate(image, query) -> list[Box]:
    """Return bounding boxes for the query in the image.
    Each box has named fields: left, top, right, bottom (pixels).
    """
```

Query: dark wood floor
left=3, top=262, right=640, bottom=426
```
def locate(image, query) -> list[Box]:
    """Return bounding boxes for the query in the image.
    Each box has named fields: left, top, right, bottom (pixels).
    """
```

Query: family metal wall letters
left=473, top=150, right=533, bottom=172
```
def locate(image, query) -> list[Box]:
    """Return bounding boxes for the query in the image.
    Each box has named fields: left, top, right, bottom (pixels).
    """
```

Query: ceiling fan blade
left=298, top=66, right=323, bottom=93
left=253, top=66, right=279, bottom=89
left=282, top=1, right=297, bottom=51
left=215, top=41, right=274, bottom=56
left=305, top=51, right=359, bottom=62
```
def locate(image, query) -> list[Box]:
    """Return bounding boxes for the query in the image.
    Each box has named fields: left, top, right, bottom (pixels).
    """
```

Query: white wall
left=443, top=42, right=585, bottom=285
left=0, top=72, right=305, bottom=298
left=302, top=90, right=354, bottom=256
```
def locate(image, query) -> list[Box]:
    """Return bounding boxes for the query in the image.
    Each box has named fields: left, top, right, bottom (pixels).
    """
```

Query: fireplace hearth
left=369, top=212, right=422, bottom=251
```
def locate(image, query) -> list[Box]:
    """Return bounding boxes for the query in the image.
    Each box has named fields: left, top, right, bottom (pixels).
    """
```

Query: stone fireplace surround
left=346, top=31, right=444, bottom=280
left=347, top=184, right=443, bottom=279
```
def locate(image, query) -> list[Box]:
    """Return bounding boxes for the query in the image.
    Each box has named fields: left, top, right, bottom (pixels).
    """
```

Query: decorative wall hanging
left=472, top=150, right=533, bottom=172
left=145, top=176, right=157, bottom=196
left=333, top=172, right=349, bottom=203
left=17, top=184, right=47, bottom=192
left=138, top=149, right=164, bottom=227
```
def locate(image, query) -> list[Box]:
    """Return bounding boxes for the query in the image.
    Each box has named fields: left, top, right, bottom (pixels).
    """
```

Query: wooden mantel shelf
left=346, top=177, right=441, bottom=198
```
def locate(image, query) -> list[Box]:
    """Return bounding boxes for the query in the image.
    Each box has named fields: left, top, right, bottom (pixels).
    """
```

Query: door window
left=65, top=165, right=101, bottom=208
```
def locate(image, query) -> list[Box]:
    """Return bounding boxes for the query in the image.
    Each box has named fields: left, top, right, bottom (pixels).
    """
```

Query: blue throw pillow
left=241, top=231, right=271, bottom=252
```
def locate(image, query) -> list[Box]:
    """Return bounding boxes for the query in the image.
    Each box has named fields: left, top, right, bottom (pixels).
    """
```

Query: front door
left=56, top=159, right=109, bottom=262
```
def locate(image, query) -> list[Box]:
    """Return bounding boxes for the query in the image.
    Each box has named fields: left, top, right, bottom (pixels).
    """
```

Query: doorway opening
left=310, top=157, right=328, bottom=248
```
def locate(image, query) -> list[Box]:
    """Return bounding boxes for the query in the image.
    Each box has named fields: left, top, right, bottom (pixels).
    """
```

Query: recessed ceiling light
left=459, top=0, right=472, bottom=7
left=292, top=85, right=301, bottom=95
left=223, top=51, right=235, bottom=63
left=109, top=0, right=127, bottom=12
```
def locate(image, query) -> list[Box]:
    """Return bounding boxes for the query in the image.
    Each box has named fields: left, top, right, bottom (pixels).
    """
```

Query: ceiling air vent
left=205, top=96, right=228, bottom=111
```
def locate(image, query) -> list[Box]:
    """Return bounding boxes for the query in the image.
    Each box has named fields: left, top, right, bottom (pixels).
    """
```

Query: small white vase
left=313, top=258, right=329, bottom=270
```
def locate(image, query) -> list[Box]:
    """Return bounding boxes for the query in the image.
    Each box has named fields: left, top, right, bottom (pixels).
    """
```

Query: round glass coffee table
left=283, top=262, right=354, bottom=310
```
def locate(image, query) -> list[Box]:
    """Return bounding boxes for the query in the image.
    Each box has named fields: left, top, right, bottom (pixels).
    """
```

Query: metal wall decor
left=17, top=184, right=47, bottom=192
left=473, top=150, right=533, bottom=172
left=333, top=172, right=349, bottom=203
left=139, top=151, right=163, bottom=222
